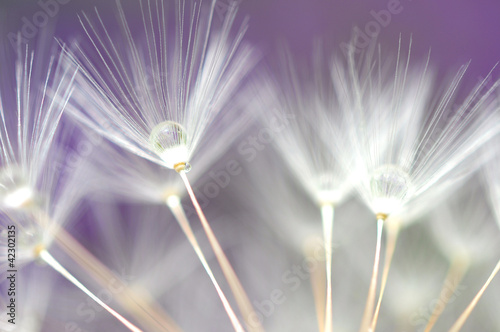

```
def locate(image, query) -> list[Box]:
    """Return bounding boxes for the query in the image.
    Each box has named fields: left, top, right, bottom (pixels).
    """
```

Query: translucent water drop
left=182, top=162, right=192, bottom=173
left=0, top=168, right=34, bottom=209
left=370, top=165, right=413, bottom=215
left=149, top=121, right=190, bottom=169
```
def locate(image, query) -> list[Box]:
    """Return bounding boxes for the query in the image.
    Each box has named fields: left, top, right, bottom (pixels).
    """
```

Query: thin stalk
left=179, top=170, right=264, bottom=332
left=166, top=195, right=245, bottom=332
left=358, top=217, right=384, bottom=332
left=370, top=220, right=401, bottom=331
left=34, top=210, right=182, bottom=332
left=305, top=238, right=326, bottom=332
left=38, top=248, right=143, bottom=332
left=449, top=258, right=500, bottom=332
left=321, top=204, right=335, bottom=332
left=424, top=255, right=469, bottom=332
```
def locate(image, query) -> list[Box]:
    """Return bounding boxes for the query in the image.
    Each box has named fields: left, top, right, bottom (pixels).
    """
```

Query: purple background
left=2, top=1, right=500, bottom=331
left=2, top=0, right=500, bottom=84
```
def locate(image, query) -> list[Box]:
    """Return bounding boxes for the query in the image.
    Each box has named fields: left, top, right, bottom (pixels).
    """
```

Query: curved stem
left=179, top=171, right=264, bottom=332
left=306, top=240, right=326, bottom=332
left=358, top=217, right=384, bottom=332
left=39, top=249, right=143, bottom=332
left=449, top=258, right=500, bottom=332
left=370, top=220, right=400, bottom=332
left=167, top=195, right=245, bottom=332
left=424, top=256, right=469, bottom=332
left=321, top=204, right=335, bottom=332
left=34, top=210, right=181, bottom=332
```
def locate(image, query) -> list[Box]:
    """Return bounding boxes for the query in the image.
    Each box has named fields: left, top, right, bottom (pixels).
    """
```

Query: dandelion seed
left=79, top=130, right=255, bottom=330
left=341, top=40, right=500, bottom=219
left=0, top=37, right=78, bottom=265
left=64, top=0, right=262, bottom=329
left=369, top=164, right=413, bottom=217
left=64, top=0, right=258, bottom=171
left=335, top=37, right=500, bottom=332
left=0, top=41, right=76, bottom=212
left=0, top=40, right=157, bottom=332
left=253, top=44, right=356, bottom=332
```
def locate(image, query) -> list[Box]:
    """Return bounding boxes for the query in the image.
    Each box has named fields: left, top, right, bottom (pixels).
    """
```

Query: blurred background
left=2, top=0, right=500, bottom=81
left=1, top=1, right=500, bottom=331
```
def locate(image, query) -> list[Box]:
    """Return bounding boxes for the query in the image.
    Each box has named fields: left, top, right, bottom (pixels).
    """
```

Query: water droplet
left=370, top=165, right=412, bottom=215
left=149, top=121, right=189, bottom=169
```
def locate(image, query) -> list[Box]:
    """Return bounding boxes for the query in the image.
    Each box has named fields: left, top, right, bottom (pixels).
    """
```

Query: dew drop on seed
left=149, top=121, right=190, bottom=169
left=370, top=165, right=412, bottom=215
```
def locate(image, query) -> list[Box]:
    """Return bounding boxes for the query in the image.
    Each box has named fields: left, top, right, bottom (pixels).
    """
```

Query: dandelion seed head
left=65, top=0, right=258, bottom=173
left=0, top=167, right=34, bottom=209
left=317, top=189, right=343, bottom=206
left=3, top=187, right=34, bottom=209
left=369, top=164, right=413, bottom=215
left=253, top=46, right=354, bottom=207
left=341, top=38, right=500, bottom=219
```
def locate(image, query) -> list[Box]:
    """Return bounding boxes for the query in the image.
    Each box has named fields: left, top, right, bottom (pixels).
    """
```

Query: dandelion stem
left=424, top=255, right=469, bottom=332
left=38, top=248, right=143, bottom=332
left=166, top=195, right=245, bottom=332
left=305, top=239, right=326, bottom=332
left=449, top=257, right=500, bottom=332
left=179, top=170, right=264, bottom=332
left=34, top=210, right=182, bottom=332
left=370, top=220, right=400, bottom=332
left=321, top=203, right=335, bottom=332
left=359, top=217, right=384, bottom=332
